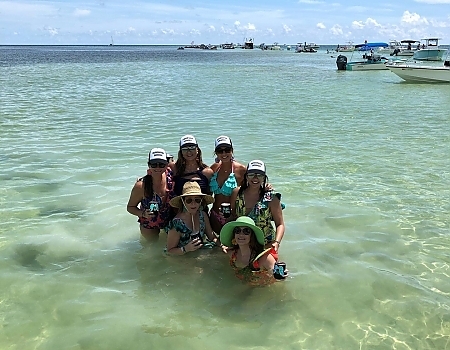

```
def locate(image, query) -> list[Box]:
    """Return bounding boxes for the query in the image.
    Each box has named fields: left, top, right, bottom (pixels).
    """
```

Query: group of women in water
left=127, top=135, right=288, bottom=286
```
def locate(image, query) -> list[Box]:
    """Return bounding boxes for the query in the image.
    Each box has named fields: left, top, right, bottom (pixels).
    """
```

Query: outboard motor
left=391, top=48, right=401, bottom=56
left=336, top=55, right=347, bottom=70
left=444, top=60, right=450, bottom=67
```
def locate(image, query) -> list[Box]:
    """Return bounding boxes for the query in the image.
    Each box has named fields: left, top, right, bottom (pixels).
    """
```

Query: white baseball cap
left=247, top=160, right=266, bottom=175
left=179, top=135, right=197, bottom=147
left=214, top=135, right=232, bottom=150
left=148, top=148, right=168, bottom=163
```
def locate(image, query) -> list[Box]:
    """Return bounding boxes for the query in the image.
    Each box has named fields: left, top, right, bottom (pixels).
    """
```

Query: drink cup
left=147, top=201, right=159, bottom=215
left=221, top=203, right=231, bottom=218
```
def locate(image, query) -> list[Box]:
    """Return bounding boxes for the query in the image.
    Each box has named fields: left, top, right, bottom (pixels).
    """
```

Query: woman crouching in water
left=166, top=181, right=221, bottom=255
left=220, top=216, right=287, bottom=286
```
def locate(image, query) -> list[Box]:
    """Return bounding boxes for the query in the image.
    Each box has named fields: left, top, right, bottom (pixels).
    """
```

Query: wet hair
left=238, top=169, right=268, bottom=202
left=175, top=145, right=208, bottom=177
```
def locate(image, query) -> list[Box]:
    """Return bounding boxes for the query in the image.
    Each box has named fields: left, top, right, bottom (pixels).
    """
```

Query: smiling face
left=233, top=226, right=253, bottom=245
left=246, top=172, right=266, bottom=188
left=180, top=145, right=198, bottom=161
left=148, top=161, right=168, bottom=175
left=182, top=195, right=202, bottom=213
left=215, top=146, right=233, bottom=162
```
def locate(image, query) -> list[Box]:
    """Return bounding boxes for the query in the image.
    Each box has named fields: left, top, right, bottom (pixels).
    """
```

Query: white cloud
left=73, top=8, right=91, bottom=17
left=43, top=26, right=58, bottom=36
left=330, top=24, right=343, bottom=35
left=207, top=25, right=215, bottom=32
left=352, top=21, right=365, bottom=29
left=401, top=11, right=429, bottom=25
left=283, top=24, right=292, bottom=33
left=316, top=22, right=326, bottom=29
left=365, top=18, right=382, bottom=28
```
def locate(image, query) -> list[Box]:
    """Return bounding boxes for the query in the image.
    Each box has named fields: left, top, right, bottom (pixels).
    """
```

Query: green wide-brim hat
left=220, top=216, right=265, bottom=247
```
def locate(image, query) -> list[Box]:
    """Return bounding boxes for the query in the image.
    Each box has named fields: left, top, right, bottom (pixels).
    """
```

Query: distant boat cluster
left=177, top=39, right=323, bottom=53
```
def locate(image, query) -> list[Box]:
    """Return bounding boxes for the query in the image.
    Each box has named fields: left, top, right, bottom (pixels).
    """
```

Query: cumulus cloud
left=352, top=21, right=364, bottom=29
left=233, top=21, right=256, bottom=31
left=316, top=22, right=326, bottom=29
left=330, top=24, right=343, bottom=35
left=43, top=26, right=58, bottom=36
left=283, top=24, right=292, bottom=33
left=207, top=25, right=215, bottom=32
left=351, top=17, right=382, bottom=29
left=401, top=11, right=429, bottom=25
left=73, top=8, right=91, bottom=17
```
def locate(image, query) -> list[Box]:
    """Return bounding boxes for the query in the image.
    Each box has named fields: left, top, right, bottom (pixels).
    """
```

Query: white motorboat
left=386, top=55, right=450, bottom=83
left=413, top=38, right=447, bottom=61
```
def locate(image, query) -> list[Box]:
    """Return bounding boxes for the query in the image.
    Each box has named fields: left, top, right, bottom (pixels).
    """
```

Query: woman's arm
left=270, top=196, right=285, bottom=252
left=204, top=214, right=227, bottom=252
left=167, top=227, right=202, bottom=255
left=126, top=180, right=145, bottom=218
left=229, top=187, right=240, bottom=220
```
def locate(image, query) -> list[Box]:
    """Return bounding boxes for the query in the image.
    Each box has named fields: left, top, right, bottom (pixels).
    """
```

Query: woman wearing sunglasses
left=208, top=136, right=247, bottom=233
left=166, top=181, right=221, bottom=255
left=220, top=216, right=287, bottom=286
left=169, top=135, right=213, bottom=197
left=127, top=148, right=176, bottom=240
left=229, top=160, right=285, bottom=252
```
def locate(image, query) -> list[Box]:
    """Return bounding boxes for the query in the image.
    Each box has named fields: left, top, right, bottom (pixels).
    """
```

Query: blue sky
left=0, top=0, right=449, bottom=45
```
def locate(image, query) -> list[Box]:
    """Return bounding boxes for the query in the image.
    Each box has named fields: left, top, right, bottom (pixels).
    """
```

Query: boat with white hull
left=413, top=38, right=447, bottom=61
left=386, top=58, right=450, bottom=83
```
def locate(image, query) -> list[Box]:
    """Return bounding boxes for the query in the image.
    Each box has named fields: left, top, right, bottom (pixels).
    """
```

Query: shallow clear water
left=1, top=45, right=450, bottom=349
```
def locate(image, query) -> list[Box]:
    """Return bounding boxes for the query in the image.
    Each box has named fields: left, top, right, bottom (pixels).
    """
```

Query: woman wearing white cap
left=127, top=148, right=176, bottom=240
left=208, top=135, right=247, bottom=233
left=229, top=160, right=285, bottom=252
left=166, top=181, right=221, bottom=255
left=169, top=134, right=213, bottom=197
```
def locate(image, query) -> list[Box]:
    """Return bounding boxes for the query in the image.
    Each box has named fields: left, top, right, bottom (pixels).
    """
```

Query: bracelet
left=274, top=240, right=281, bottom=244
left=181, top=246, right=186, bottom=254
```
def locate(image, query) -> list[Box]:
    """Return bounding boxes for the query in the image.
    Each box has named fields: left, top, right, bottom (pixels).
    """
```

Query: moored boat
left=413, top=38, right=447, bottom=61
left=336, top=42, right=389, bottom=71
left=386, top=54, right=450, bottom=83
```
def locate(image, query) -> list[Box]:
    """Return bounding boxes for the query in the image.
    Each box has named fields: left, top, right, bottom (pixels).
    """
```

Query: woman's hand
left=185, top=238, right=203, bottom=252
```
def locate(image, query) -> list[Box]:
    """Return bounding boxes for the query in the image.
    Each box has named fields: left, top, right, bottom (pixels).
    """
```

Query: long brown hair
left=231, top=228, right=264, bottom=263
left=238, top=169, right=268, bottom=201
left=143, top=162, right=154, bottom=198
left=175, top=146, right=208, bottom=177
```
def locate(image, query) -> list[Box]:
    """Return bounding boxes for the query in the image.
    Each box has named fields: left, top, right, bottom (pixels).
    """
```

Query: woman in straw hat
left=166, top=181, right=221, bottom=255
left=220, top=216, right=287, bottom=286
left=127, top=148, right=176, bottom=240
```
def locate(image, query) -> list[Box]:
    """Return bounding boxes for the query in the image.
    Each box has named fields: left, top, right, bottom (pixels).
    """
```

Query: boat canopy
left=401, top=40, right=419, bottom=44
left=355, top=42, right=388, bottom=50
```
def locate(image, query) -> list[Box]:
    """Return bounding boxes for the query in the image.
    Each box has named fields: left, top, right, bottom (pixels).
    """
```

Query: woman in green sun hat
left=220, top=216, right=287, bottom=286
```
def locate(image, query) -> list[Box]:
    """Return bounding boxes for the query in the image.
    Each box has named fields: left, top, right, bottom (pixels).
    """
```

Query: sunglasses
left=233, top=227, right=252, bottom=235
left=184, top=197, right=202, bottom=204
left=247, top=173, right=265, bottom=180
left=150, top=162, right=167, bottom=168
left=181, top=146, right=197, bottom=152
left=216, top=147, right=232, bottom=154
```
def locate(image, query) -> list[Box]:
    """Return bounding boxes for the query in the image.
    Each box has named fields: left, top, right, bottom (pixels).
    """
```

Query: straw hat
left=169, top=181, right=214, bottom=209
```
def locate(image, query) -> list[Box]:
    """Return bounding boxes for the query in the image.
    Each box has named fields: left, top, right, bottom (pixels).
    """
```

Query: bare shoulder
left=210, top=162, right=220, bottom=172
left=202, top=166, right=214, bottom=178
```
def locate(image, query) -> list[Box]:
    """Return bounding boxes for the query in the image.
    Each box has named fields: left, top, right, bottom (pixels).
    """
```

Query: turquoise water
left=1, top=45, right=450, bottom=349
